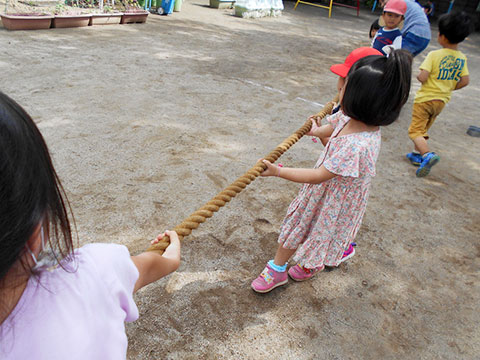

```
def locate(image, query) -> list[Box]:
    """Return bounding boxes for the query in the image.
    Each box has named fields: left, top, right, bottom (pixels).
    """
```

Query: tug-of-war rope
left=147, top=97, right=338, bottom=255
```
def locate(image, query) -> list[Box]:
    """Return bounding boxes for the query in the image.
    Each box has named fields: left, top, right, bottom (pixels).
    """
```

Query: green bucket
left=173, top=0, right=182, bottom=11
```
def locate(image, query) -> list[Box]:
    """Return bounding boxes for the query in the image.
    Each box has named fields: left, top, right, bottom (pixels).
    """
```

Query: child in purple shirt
left=0, top=92, right=181, bottom=359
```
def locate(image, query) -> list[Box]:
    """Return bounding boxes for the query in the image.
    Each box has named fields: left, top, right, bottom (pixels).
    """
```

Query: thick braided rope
left=147, top=99, right=337, bottom=254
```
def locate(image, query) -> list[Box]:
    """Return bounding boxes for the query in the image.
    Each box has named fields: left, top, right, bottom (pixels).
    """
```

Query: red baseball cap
left=384, top=0, right=407, bottom=15
left=330, top=47, right=383, bottom=78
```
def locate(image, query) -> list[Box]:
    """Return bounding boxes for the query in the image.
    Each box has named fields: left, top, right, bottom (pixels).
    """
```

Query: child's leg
left=407, top=102, right=430, bottom=165
left=410, top=101, right=445, bottom=177
left=409, top=101, right=445, bottom=154
left=412, top=136, right=430, bottom=155
left=408, top=102, right=430, bottom=154
left=273, top=244, right=296, bottom=266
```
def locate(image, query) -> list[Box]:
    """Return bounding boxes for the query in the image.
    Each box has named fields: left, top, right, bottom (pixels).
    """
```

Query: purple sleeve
left=82, top=243, right=140, bottom=322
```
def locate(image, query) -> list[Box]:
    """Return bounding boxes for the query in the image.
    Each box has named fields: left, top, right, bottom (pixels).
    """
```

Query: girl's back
left=317, top=111, right=381, bottom=180
left=0, top=244, right=139, bottom=359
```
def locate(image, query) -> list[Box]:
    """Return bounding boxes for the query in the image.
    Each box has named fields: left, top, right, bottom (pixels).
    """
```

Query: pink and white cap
left=384, top=0, right=407, bottom=15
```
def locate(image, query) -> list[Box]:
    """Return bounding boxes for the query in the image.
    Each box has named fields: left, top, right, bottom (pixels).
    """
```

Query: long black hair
left=0, top=92, right=75, bottom=282
left=341, top=49, right=413, bottom=126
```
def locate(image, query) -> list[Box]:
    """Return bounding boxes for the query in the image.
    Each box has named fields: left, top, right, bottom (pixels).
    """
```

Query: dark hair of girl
left=341, top=49, right=412, bottom=126
left=0, top=92, right=75, bottom=282
left=369, top=18, right=380, bottom=39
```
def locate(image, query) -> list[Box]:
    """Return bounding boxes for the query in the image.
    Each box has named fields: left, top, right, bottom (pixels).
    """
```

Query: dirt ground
left=1, top=1, right=479, bottom=359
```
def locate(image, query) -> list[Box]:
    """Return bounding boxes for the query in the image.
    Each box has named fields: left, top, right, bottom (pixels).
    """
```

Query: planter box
left=121, top=11, right=148, bottom=24
left=89, top=13, right=123, bottom=25
left=53, top=14, right=92, bottom=28
left=209, top=0, right=234, bottom=8
left=0, top=14, right=53, bottom=30
left=234, top=7, right=282, bottom=18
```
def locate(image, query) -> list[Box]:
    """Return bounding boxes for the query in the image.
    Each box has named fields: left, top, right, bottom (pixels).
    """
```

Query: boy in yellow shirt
left=406, top=11, right=472, bottom=177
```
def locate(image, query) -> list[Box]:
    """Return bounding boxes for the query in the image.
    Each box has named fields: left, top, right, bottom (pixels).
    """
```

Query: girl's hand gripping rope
left=259, top=159, right=282, bottom=177
left=131, top=230, right=181, bottom=293
left=306, top=117, right=322, bottom=137
left=150, top=230, right=181, bottom=260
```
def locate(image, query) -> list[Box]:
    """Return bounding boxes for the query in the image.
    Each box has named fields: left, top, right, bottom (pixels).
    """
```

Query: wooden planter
left=121, top=11, right=148, bottom=24
left=0, top=14, right=53, bottom=30
left=52, top=14, right=92, bottom=28
left=89, top=13, right=123, bottom=25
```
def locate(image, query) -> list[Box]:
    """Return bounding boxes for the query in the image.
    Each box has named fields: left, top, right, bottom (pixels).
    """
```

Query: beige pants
left=408, top=100, right=446, bottom=140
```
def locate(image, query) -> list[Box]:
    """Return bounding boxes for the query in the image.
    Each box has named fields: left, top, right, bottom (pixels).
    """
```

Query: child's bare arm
left=417, top=69, right=429, bottom=84
left=260, top=159, right=336, bottom=184
left=320, top=137, right=329, bottom=146
left=131, top=230, right=181, bottom=293
left=455, top=75, right=469, bottom=90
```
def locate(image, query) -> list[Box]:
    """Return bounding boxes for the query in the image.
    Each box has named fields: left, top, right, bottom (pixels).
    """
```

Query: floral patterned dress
left=279, top=111, right=381, bottom=268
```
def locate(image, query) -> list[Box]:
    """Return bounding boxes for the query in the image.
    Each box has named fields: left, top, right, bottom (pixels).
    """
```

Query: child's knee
left=408, top=120, right=427, bottom=140
left=408, top=125, right=424, bottom=140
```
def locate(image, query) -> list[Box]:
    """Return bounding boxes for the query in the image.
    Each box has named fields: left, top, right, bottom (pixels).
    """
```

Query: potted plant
left=0, top=12, right=54, bottom=30
left=1, top=0, right=147, bottom=30
left=0, top=0, right=53, bottom=30
left=52, top=3, right=91, bottom=28
left=121, top=0, right=148, bottom=24
left=90, top=5, right=123, bottom=25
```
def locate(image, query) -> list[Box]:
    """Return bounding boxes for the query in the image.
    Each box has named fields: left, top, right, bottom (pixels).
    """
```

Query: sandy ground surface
left=1, top=1, right=480, bottom=359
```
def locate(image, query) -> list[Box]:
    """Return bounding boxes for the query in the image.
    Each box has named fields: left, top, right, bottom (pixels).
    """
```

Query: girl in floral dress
left=252, top=50, right=413, bottom=293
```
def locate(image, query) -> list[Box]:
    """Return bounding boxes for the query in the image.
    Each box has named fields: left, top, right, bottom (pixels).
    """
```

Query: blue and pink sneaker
left=251, top=263, right=288, bottom=293
left=338, top=242, right=356, bottom=265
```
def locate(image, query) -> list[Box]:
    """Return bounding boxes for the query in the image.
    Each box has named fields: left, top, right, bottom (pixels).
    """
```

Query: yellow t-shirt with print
left=414, top=48, right=469, bottom=104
